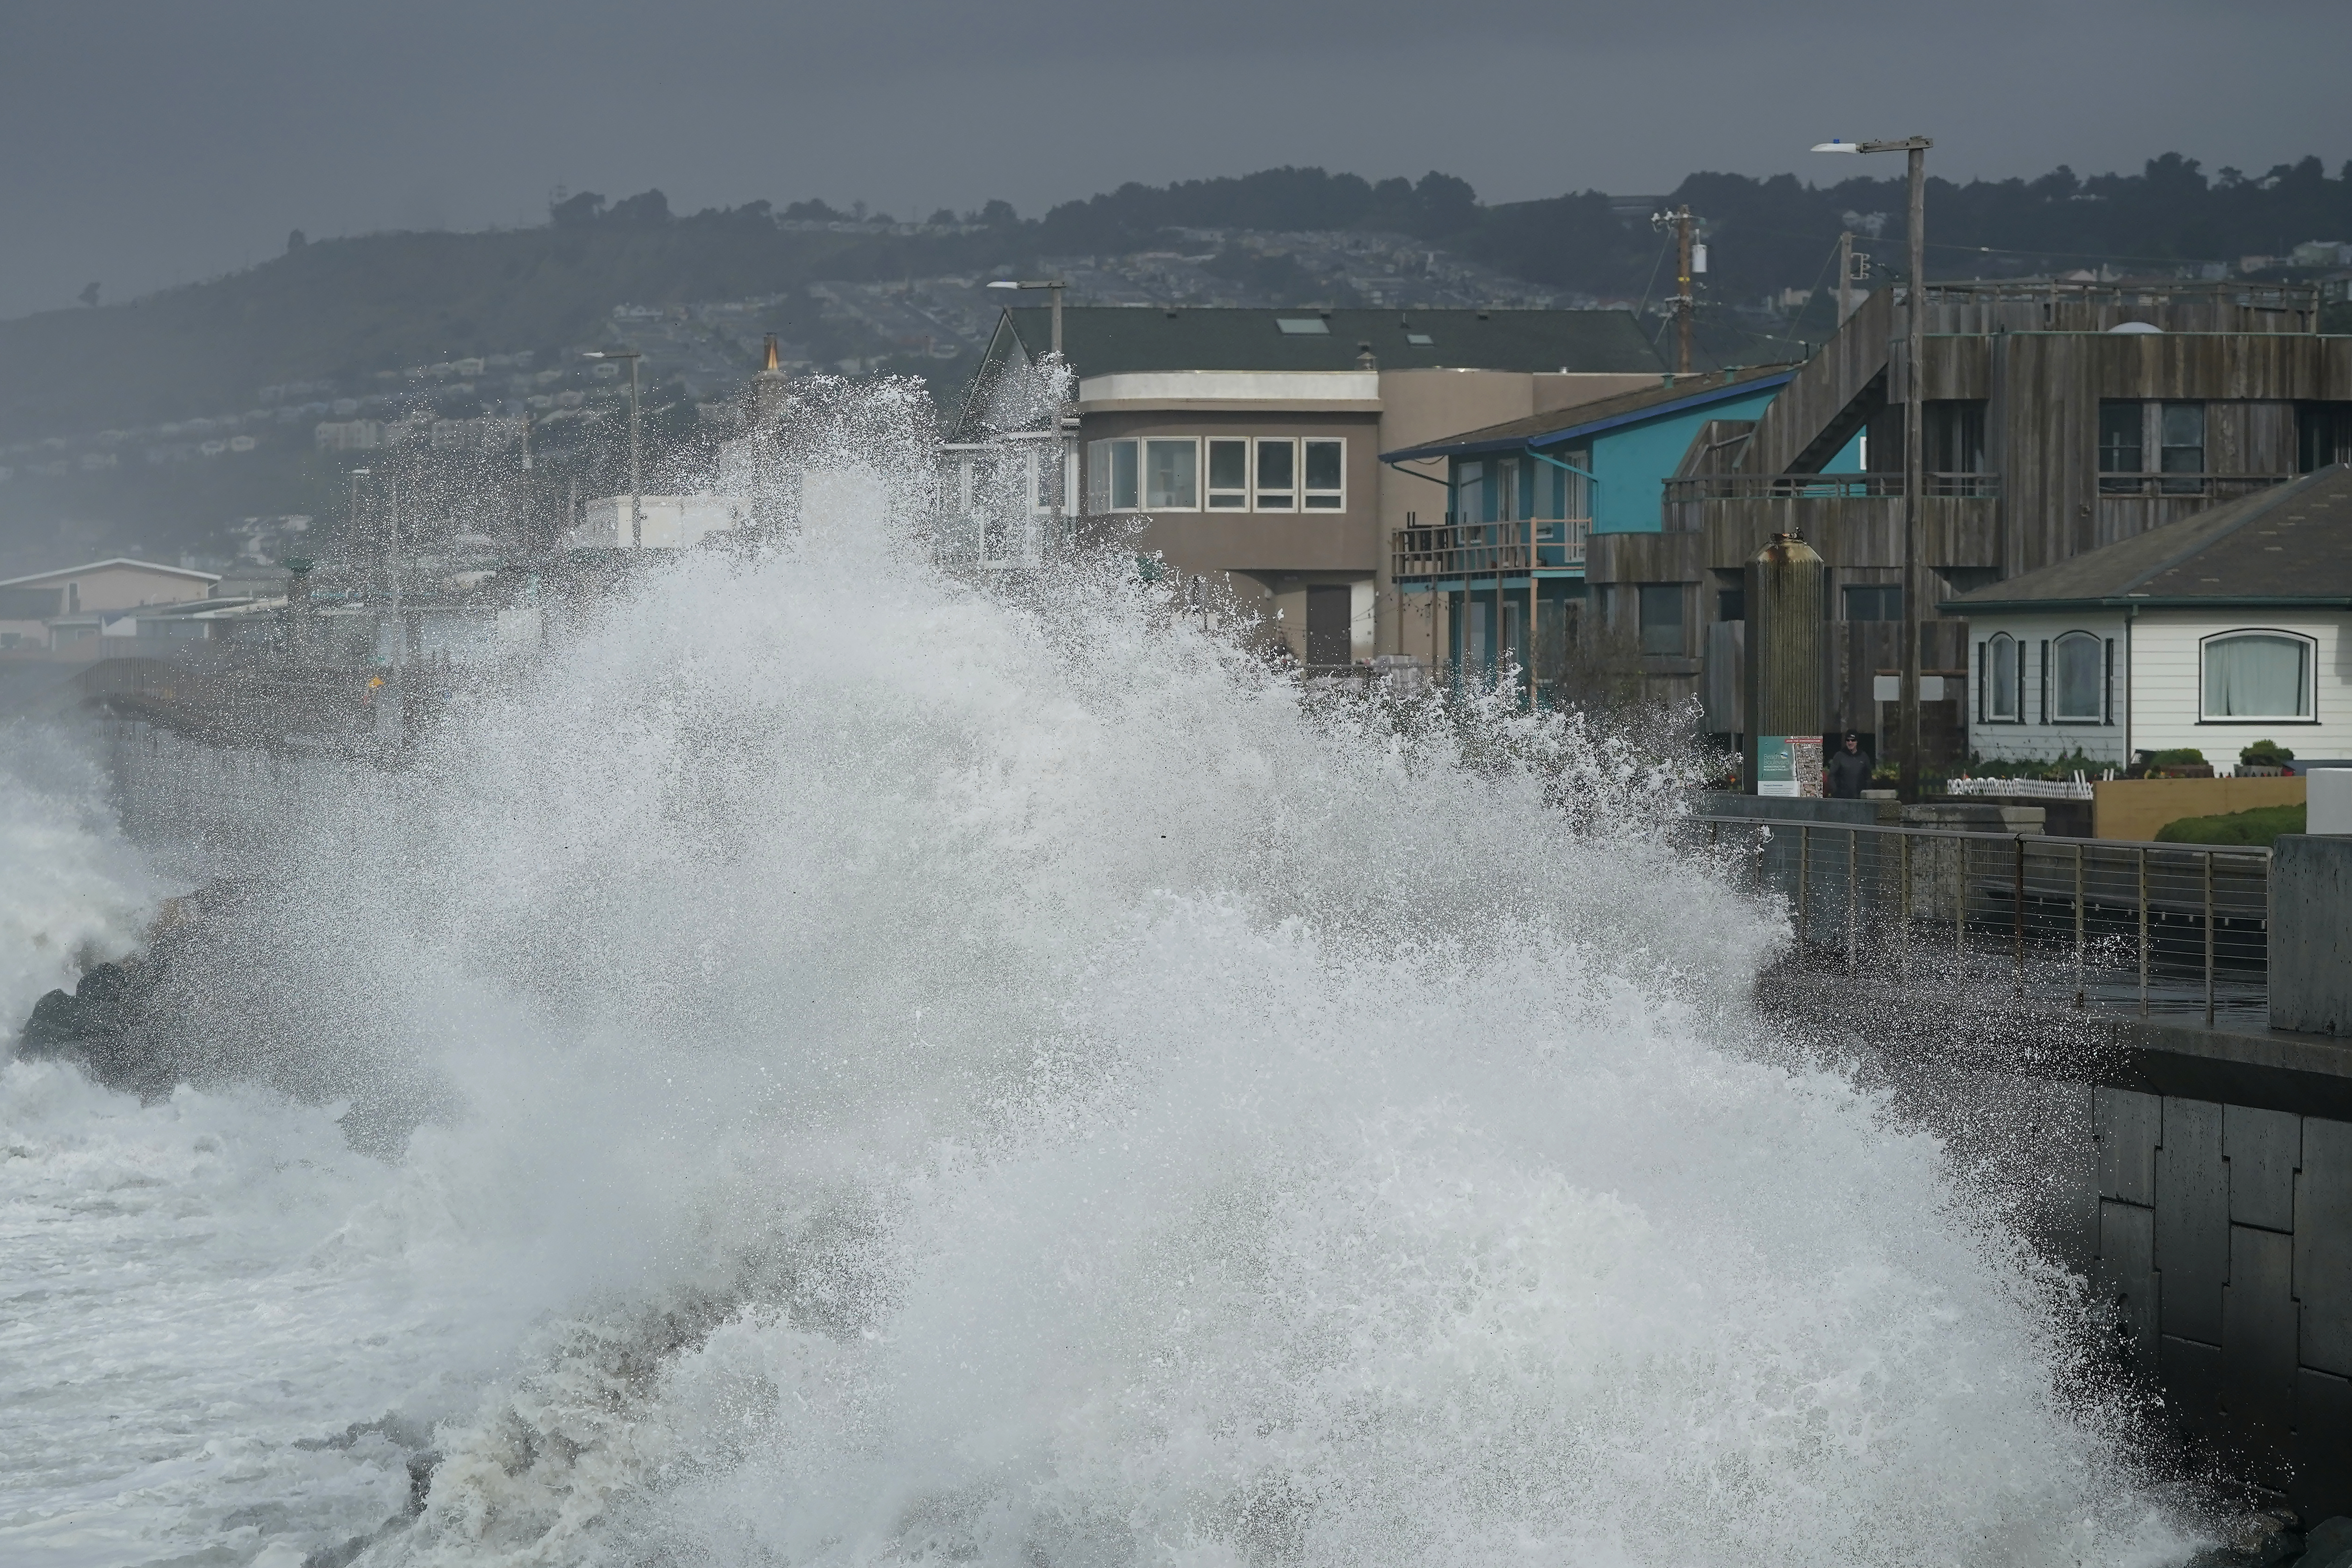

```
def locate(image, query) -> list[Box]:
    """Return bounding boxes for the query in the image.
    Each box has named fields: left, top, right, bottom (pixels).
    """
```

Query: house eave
left=1939, top=595, right=2352, bottom=615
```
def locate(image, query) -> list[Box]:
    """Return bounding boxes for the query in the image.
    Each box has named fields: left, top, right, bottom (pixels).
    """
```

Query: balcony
left=1393, top=517, right=1589, bottom=583
left=1663, top=472, right=2000, bottom=502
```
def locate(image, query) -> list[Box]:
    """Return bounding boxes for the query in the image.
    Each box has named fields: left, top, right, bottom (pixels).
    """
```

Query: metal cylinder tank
left=1743, top=531, right=1825, bottom=796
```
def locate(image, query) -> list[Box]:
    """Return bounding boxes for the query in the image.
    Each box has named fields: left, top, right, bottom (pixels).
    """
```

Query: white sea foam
left=0, top=379, right=2202, bottom=1566
left=0, top=723, right=169, bottom=1034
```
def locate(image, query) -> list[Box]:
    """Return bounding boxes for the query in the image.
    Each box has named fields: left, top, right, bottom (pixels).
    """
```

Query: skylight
left=1406, top=333, right=1433, bottom=345
left=1276, top=318, right=1330, bottom=335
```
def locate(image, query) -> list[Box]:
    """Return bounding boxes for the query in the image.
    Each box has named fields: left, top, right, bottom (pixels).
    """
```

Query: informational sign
left=1756, top=735, right=1824, bottom=798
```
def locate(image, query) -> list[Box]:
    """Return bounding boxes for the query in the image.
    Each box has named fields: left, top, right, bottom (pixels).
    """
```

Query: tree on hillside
left=606, top=190, right=672, bottom=226
left=550, top=190, right=607, bottom=227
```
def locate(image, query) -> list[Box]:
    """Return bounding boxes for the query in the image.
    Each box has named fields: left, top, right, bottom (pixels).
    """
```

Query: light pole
left=1815, top=135, right=1932, bottom=802
left=987, top=278, right=1074, bottom=557
left=584, top=348, right=643, bottom=547
left=346, top=466, right=370, bottom=571
left=987, top=276, right=1068, bottom=355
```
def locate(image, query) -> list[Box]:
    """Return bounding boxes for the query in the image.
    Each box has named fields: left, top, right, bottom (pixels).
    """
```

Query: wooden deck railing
left=1392, top=517, right=1589, bottom=580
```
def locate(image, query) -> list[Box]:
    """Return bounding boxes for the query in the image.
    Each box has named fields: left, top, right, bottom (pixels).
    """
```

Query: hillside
left=1, top=155, right=2345, bottom=574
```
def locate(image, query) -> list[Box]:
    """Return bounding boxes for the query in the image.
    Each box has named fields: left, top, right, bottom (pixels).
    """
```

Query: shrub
left=2240, top=738, right=2296, bottom=767
left=2148, top=747, right=2206, bottom=767
left=2155, top=803, right=2306, bottom=847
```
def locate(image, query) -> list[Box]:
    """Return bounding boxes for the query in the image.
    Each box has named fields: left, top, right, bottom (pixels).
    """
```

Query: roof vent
left=1165, top=307, right=1179, bottom=319
left=1477, top=310, right=1490, bottom=320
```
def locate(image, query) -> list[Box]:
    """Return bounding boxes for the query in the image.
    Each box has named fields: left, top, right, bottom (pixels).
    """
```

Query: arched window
left=1984, top=633, right=2019, bottom=721
left=2052, top=631, right=2105, bottom=722
left=2202, top=631, right=2313, bottom=719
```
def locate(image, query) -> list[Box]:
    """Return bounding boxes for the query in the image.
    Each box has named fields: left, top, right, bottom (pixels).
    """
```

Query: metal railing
left=1392, top=517, right=1589, bottom=580
left=1702, top=815, right=2270, bottom=1027
left=1664, top=472, right=1999, bottom=502
left=2093, top=473, right=2293, bottom=500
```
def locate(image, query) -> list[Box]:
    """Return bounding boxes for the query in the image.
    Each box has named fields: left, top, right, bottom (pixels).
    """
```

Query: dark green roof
left=1940, top=466, right=2352, bottom=611
left=1382, top=363, right=1796, bottom=461
left=989, top=306, right=1665, bottom=378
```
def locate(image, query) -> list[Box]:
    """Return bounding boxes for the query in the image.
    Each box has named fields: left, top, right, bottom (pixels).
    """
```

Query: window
left=1303, top=439, right=1344, bottom=509
left=1983, top=633, right=2019, bottom=721
left=1494, top=458, right=1519, bottom=522
left=2298, top=403, right=2352, bottom=473
left=1088, top=439, right=1139, bottom=511
left=1144, top=439, right=1197, bottom=510
left=1638, top=585, right=1684, bottom=656
left=1255, top=440, right=1295, bottom=510
left=2097, top=401, right=2143, bottom=494
left=2202, top=631, right=2313, bottom=720
left=1924, top=400, right=1986, bottom=474
left=2099, top=402, right=2208, bottom=495
left=2051, top=631, right=2104, bottom=722
left=1033, top=447, right=1065, bottom=512
left=1206, top=440, right=1249, bottom=509
left=2159, top=402, right=2205, bottom=494
left=1843, top=584, right=1903, bottom=622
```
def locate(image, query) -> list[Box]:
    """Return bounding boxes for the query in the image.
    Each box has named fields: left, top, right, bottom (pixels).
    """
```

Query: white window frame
left=1982, top=633, right=2020, bottom=722
left=2050, top=630, right=2106, bottom=722
left=2198, top=628, right=2317, bottom=723
left=1254, top=438, right=1297, bottom=512
left=1086, top=438, right=1139, bottom=512
left=1205, top=438, right=1250, bottom=510
left=1143, top=438, right=1199, bottom=512
left=1302, top=438, right=1345, bottom=511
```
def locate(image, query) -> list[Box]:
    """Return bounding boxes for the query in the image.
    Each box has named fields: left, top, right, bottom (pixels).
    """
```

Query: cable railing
left=1701, top=815, right=2271, bottom=1028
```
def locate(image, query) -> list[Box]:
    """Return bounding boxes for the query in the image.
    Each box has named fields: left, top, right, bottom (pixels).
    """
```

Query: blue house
left=1382, top=367, right=1861, bottom=680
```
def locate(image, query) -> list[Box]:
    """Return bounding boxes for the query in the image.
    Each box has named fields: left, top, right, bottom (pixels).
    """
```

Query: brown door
left=1306, top=585, right=1351, bottom=667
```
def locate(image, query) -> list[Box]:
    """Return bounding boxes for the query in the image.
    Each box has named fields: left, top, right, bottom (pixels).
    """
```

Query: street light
left=1815, top=134, right=1932, bottom=803
left=986, top=277, right=1068, bottom=356
left=583, top=348, right=643, bottom=547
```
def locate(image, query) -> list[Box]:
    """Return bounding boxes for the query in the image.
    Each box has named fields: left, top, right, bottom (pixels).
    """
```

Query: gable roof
left=1381, top=364, right=1797, bottom=462
left=986, top=307, right=1666, bottom=379
left=1941, top=465, right=2352, bottom=612
left=0, top=558, right=221, bottom=590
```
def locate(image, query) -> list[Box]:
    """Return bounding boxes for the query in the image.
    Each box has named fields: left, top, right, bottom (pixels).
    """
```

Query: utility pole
left=583, top=348, right=643, bottom=546
left=1814, top=135, right=1932, bottom=802
left=1900, top=140, right=1928, bottom=806
left=386, top=468, right=402, bottom=666
left=1837, top=230, right=1855, bottom=324
left=1675, top=205, right=1695, bottom=376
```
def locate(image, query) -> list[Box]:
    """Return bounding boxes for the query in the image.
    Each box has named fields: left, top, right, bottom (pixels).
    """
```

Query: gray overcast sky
left=3, top=0, right=2346, bottom=321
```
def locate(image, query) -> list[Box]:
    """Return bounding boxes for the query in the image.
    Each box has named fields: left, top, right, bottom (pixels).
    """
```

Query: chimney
left=1356, top=341, right=1378, bottom=371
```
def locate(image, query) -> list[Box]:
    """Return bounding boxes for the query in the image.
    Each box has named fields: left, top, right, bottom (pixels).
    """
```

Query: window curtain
left=2204, top=635, right=2308, bottom=717
left=2055, top=634, right=2103, bottom=721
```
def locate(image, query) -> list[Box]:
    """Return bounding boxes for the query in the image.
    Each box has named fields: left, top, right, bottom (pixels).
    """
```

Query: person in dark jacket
left=1826, top=732, right=1874, bottom=798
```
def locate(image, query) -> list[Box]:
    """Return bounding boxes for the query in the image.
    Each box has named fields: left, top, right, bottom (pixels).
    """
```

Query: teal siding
left=1588, top=387, right=1779, bottom=533
left=1434, top=382, right=1861, bottom=540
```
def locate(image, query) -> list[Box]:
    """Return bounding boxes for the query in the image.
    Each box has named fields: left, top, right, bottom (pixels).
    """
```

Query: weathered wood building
left=1585, top=280, right=2352, bottom=748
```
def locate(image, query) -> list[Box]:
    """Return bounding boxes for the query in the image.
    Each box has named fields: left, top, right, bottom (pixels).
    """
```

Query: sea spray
left=2, top=374, right=2202, bottom=1565
left=0, top=721, right=170, bottom=1037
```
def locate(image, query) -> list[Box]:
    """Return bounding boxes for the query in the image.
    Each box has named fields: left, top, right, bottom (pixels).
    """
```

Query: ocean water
left=1, top=384, right=2202, bottom=1566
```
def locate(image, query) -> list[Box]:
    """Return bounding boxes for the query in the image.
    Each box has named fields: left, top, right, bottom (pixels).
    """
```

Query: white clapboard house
left=1943, top=464, right=2352, bottom=768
